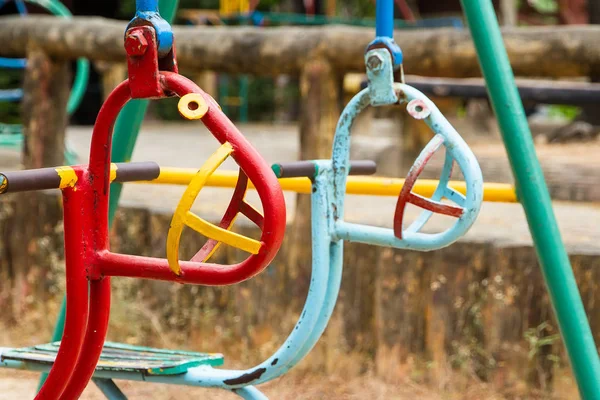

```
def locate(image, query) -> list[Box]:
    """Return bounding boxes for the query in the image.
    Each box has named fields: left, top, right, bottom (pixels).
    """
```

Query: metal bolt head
left=125, top=31, right=148, bottom=56
left=367, top=54, right=384, bottom=72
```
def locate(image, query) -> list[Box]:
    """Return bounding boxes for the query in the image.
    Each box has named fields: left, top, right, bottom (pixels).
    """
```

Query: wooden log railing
left=1, top=16, right=600, bottom=78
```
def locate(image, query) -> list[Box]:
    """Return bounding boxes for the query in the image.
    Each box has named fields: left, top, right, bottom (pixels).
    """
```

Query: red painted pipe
left=36, top=71, right=287, bottom=397
left=58, top=278, right=111, bottom=400
left=35, top=170, right=90, bottom=400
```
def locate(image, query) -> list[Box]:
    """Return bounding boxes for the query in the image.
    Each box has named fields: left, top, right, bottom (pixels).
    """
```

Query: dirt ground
left=0, top=368, right=535, bottom=400
left=0, top=323, right=576, bottom=400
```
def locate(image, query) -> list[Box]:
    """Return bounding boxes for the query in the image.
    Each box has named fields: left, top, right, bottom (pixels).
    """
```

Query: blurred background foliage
left=0, top=70, right=22, bottom=125
left=519, top=0, right=558, bottom=14
left=0, top=0, right=580, bottom=126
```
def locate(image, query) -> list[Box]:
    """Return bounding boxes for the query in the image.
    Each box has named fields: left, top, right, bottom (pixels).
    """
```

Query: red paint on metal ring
left=406, top=192, right=464, bottom=217
left=393, top=135, right=463, bottom=239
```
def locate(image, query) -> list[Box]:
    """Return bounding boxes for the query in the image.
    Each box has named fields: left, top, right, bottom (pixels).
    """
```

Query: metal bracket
left=365, top=48, right=398, bottom=106
left=124, top=25, right=178, bottom=99
left=126, top=0, right=174, bottom=57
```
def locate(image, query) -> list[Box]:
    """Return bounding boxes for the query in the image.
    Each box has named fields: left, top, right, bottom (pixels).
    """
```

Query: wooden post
left=286, top=57, right=340, bottom=368
left=549, top=0, right=600, bottom=141
left=288, top=57, right=340, bottom=268
left=96, top=61, right=127, bottom=100
left=8, top=45, right=69, bottom=318
left=326, top=0, right=336, bottom=17
left=501, top=0, right=517, bottom=27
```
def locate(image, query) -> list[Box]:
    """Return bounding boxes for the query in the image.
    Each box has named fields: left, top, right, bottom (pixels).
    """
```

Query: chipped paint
left=56, top=166, right=78, bottom=189
left=109, top=163, right=118, bottom=183
left=223, top=368, right=267, bottom=385
left=407, top=99, right=431, bottom=120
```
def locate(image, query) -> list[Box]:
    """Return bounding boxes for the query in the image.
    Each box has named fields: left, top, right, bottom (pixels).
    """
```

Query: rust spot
left=395, top=89, right=407, bottom=101
left=223, top=368, right=267, bottom=385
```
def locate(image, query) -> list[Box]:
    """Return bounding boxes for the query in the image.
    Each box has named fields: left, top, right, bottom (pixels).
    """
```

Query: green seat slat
left=1, top=342, right=224, bottom=376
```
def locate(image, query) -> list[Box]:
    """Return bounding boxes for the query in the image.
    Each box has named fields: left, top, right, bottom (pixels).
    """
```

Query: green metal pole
left=459, top=1, right=600, bottom=397
left=38, top=0, right=179, bottom=390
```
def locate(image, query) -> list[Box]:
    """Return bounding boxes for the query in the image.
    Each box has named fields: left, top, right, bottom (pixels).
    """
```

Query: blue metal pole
left=136, top=0, right=158, bottom=12
left=375, top=0, right=394, bottom=38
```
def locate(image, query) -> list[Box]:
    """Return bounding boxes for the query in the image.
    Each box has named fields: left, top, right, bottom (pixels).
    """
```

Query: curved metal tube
left=331, top=84, right=483, bottom=251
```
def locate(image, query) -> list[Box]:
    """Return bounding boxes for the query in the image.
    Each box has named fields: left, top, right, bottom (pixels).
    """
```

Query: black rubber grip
left=0, top=168, right=61, bottom=194
left=113, top=162, right=161, bottom=183
left=0, top=162, right=162, bottom=194
left=272, top=160, right=377, bottom=179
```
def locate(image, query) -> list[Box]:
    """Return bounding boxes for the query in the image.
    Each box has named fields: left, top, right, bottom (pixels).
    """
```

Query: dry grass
left=0, top=368, right=523, bottom=400
left=0, top=319, right=580, bottom=400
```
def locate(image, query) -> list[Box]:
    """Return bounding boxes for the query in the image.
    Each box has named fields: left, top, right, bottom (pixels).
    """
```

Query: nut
left=125, top=31, right=148, bottom=56
left=366, top=54, right=384, bottom=72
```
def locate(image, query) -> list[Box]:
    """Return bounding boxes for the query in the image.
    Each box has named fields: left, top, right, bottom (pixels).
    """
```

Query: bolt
left=125, top=31, right=148, bottom=56
left=367, top=54, right=384, bottom=72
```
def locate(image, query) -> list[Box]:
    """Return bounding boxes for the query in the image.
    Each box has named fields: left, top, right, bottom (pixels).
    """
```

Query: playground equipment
left=0, top=0, right=89, bottom=163
left=0, top=0, right=599, bottom=399
left=0, top=0, right=484, bottom=398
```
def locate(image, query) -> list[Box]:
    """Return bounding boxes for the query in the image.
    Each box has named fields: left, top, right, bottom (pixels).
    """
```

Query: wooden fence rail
left=1, top=16, right=600, bottom=77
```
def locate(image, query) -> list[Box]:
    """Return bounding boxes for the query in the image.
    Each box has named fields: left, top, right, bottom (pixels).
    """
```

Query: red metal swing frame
left=35, top=25, right=286, bottom=400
